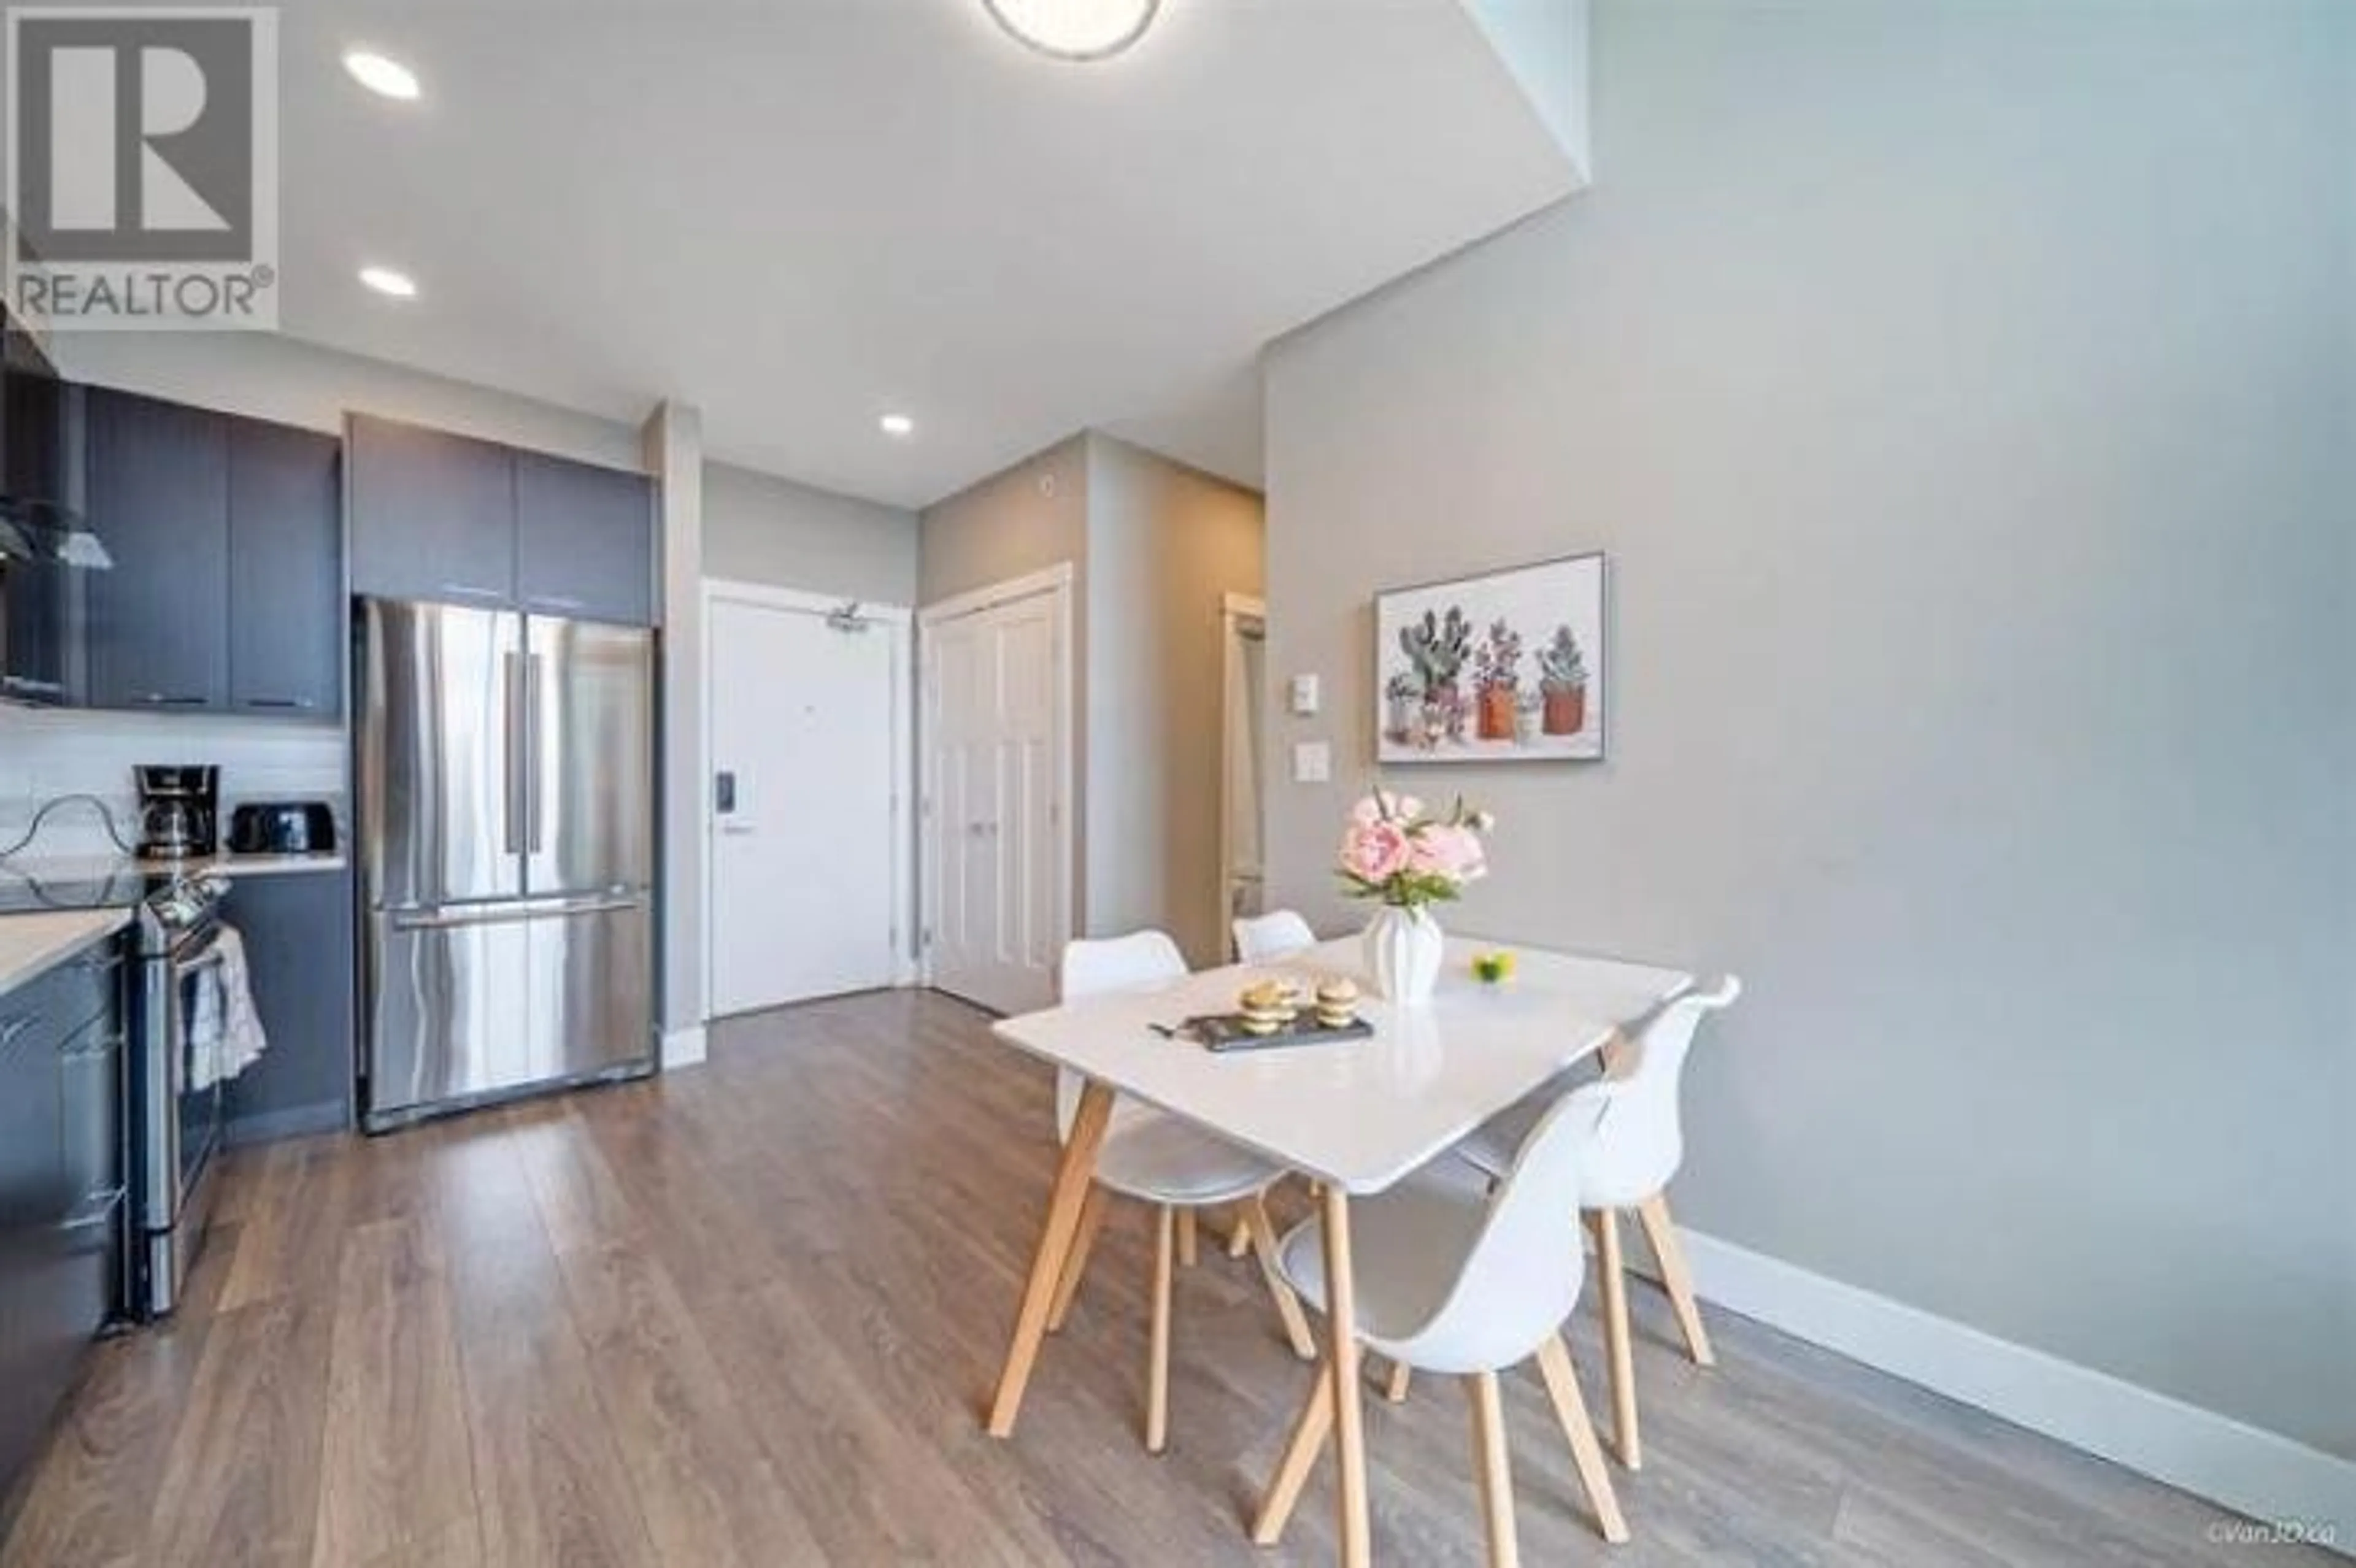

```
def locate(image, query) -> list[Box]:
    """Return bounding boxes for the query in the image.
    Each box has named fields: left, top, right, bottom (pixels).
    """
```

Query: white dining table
left=984, top=935, right=1693, bottom=1568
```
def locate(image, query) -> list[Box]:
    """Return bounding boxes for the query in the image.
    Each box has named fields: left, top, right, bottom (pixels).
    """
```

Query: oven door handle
left=180, top=943, right=232, bottom=977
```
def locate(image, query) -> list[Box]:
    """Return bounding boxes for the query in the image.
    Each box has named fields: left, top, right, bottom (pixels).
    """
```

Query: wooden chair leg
left=1245, top=1194, right=1317, bottom=1359
left=1148, top=1205, right=1175, bottom=1453
left=1227, top=1205, right=1253, bottom=1258
left=1047, top=1183, right=1107, bottom=1332
left=1590, top=1209, right=1640, bottom=1469
left=1178, top=1208, right=1199, bottom=1269
left=1535, top=1335, right=1630, bottom=1544
left=1252, top=1368, right=1335, bottom=1544
left=1383, top=1361, right=1412, bottom=1403
left=1465, top=1370, right=1522, bottom=1568
left=1634, top=1193, right=1715, bottom=1367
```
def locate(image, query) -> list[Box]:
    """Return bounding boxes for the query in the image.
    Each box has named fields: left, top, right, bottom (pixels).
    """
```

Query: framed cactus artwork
left=1373, top=551, right=1605, bottom=763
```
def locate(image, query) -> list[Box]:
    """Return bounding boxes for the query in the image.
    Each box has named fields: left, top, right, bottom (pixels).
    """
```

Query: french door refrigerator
left=358, top=598, right=656, bottom=1131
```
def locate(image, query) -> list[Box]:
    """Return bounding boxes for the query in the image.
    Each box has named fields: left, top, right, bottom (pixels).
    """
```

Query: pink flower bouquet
left=1336, top=791, right=1493, bottom=910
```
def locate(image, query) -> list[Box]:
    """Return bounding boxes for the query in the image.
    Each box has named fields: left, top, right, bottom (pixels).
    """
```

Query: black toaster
left=228, top=801, right=337, bottom=855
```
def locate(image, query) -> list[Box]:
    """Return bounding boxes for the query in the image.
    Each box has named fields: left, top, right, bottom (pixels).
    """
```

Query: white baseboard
left=1668, top=1227, right=2355, bottom=1553
left=661, top=1024, right=708, bottom=1070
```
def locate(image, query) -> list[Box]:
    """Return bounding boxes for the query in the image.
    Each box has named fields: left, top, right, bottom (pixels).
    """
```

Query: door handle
left=502, top=651, right=524, bottom=852
left=526, top=653, right=547, bottom=853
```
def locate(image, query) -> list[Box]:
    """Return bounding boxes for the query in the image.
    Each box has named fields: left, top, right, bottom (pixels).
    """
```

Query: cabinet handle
left=61, top=1031, right=126, bottom=1061
left=529, top=594, right=588, bottom=612
left=242, top=697, right=317, bottom=710
left=3, top=674, right=64, bottom=694
left=60, top=1187, right=125, bottom=1233
left=439, top=583, right=507, bottom=604
left=139, top=693, right=209, bottom=707
left=0, top=1016, right=34, bottom=1050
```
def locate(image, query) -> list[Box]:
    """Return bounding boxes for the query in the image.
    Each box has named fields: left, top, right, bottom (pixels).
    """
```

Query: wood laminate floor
left=1, top=990, right=2327, bottom=1567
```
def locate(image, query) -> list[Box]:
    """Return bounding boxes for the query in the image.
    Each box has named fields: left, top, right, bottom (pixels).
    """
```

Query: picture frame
left=1374, top=551, right=1605, bottom=764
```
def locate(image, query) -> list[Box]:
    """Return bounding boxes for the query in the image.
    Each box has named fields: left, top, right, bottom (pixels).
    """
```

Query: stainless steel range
left=131, top=872, right=233, bottom=1317
left=0, top=863, right=231, bottom=1319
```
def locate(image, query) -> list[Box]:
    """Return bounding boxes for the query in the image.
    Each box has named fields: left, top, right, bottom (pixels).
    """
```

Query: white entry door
left=922, top=575, right=1068, bottom=1015
left=708, top=590, right=905, bottom=1017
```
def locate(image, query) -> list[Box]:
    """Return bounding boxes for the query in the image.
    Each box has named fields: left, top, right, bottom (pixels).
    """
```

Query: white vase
left=1363, top=905, right=1444, bottom=1007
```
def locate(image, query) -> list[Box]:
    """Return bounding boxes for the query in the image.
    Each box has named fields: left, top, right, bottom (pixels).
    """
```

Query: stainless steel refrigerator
left=357, top=598, right=656, bottom=1131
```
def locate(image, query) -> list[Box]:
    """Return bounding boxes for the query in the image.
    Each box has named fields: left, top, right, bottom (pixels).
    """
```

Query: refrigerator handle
left=526, top=653, right=547, bottom=853
left=502, top=650, right=525, bottom=853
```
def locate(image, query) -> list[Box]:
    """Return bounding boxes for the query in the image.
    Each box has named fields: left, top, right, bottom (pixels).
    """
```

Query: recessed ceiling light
left=358, top=266, right=417, bottom=299
left=342, top=48, right=420, bottom=101
left=982, top=0, right=1159, bottom=61
left=879, top=413, right=916, bottom=438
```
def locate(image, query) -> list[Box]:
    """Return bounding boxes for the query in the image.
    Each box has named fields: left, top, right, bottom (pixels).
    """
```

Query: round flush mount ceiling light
left=879, top=413, right=916, bottom=438
left=358, top=266, right=418, bottom=299
left=982, top=0, right=1160, bottom=61
left=342, top=48, right=420, bottom=101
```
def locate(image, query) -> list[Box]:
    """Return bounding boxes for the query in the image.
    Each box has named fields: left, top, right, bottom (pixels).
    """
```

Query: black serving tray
left=1181, top=1012, right=1376, bottom=1053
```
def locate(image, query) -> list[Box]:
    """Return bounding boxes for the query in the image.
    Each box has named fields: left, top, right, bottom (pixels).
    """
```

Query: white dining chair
left=1453, top=975, right=1743, bottom=1470
left=1253, top=1091, right=1630, bottom=1565
left=1233, top=907, right=1317, bottom=964
left=1044, top=931, right=1317, bottom=1454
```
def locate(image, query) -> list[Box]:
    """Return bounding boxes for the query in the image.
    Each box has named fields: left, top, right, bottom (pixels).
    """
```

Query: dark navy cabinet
left=515, top=448, right=656, bottom=625
left=346, top=413, right=517, bottom=607
left=83, top=388, right=231, bottom=710
left=0, top=937, right=126, bottom=1513
left=349, top=413, right=656, bottom=625
left=223, top=871, right=357, bottom=1143
left=227, top=420, right=344, bottom=717
left=79, top=388, right=344, bottom=717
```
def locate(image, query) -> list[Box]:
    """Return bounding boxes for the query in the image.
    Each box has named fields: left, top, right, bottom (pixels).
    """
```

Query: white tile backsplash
left=0, top=706, right=345, bottom=855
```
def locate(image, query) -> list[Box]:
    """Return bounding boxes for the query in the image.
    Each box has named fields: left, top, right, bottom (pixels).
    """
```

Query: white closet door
left=709, top=596, right=899, bottom=1017
left=923, top=585, right=1064, bottom=1015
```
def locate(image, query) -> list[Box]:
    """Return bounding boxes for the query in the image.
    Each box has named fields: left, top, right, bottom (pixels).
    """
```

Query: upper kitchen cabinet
left=226, top=420, right=343, bottom=717
left=80, top=388, right=345, bottom=717
left=515, top=449, right=655, bottom=625
left=347, top=413, right=517, bottom=606
left=83, top=388, right=231, bottom=711
left=350, top=414, right=656, bottom=626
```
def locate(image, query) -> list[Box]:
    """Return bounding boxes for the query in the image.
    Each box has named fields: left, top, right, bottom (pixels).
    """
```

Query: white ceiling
left=272, top=1, right=1577, bottom=507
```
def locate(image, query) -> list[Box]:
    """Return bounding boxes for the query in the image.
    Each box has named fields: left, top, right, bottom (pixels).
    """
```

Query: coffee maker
left=134, top=764, right=220, bottom=859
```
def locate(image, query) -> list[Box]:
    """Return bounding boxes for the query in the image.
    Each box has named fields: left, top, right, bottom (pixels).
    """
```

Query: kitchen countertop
left=0, top=908, right=131, bottom=997
left=1, top=848, right=348, bottom=883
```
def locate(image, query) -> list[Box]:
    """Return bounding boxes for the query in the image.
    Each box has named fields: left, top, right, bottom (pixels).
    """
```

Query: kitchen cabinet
left=0, top=935, right=126, bottom=1508
left=350, top=413, right=656, bottom=625
left=2, top=318, right=72, bottom=706
left=223, top=870, right=356, bottom=1143
left=83, top=387, right=230, bottom=711
left=515, top=448, right=656, bottom=625
left=1, top=555, right=71, bottom=705
left=226, top=420, right=344, bottom=717
left=347, top=413, right=517, bottom=606
left=79, top=389, right=344, bottom=717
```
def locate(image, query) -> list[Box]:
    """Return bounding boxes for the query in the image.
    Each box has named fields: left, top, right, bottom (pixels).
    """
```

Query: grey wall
left=704, top=461, right=918, bottom=604
left=918, top=436, right=1090, bottom=607
left=1085, top=436, right=1265, bottom=965
left=1263, top=0, right=2353, bottom=1460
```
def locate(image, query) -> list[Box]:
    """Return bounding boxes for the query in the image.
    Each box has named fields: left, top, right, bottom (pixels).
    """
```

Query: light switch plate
left=1288, top=674, right=1320, bottom=717
left=1293, top=740, right=1331, bottom=784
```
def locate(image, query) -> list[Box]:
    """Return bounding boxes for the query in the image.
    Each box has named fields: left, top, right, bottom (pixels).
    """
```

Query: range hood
left=0, top=500, right=110, bottom=569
